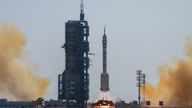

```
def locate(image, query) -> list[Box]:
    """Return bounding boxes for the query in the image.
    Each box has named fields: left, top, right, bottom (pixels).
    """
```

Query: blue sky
left=0, top=0, right=192, bottom=102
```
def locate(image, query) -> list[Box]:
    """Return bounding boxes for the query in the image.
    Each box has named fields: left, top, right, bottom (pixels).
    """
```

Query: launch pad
left=94, top=100, right=115, bottom=108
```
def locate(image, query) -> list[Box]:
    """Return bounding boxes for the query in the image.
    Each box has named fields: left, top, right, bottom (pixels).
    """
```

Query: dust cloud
left=142, top=37, right=192, bottom=107
left=0, top=24, right=50, bottom=101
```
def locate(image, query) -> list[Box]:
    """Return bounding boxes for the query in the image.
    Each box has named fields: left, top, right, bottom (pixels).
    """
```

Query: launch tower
left=58, top=0, right=90, bottom=108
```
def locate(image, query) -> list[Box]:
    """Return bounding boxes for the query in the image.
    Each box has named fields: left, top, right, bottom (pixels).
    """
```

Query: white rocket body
left=100, top=28, right=109, bottom=92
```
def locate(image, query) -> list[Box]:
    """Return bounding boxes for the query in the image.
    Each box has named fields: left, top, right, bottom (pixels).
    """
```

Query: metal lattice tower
left=142, top=73, right=146, bottom=106
left=137, top=70, right=142, bottom=108
left=136, top=70, right=146, bottom=108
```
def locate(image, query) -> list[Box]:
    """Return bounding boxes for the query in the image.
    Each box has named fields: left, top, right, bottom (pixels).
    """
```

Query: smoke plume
left=0, top=24, right=50, bottom=101
left=142, top=37, right=192, bottom=107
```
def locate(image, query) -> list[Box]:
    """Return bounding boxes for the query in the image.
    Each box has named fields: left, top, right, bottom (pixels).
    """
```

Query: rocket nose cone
left=103, top=34, right=107, bottom=40
left=103, top=26, right=107, bottom=39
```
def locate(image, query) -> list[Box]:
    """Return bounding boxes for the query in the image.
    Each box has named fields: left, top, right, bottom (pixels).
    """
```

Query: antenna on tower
left=80, top=0, right=85, bottom=20
left=80, top=0, right=84, bottom=13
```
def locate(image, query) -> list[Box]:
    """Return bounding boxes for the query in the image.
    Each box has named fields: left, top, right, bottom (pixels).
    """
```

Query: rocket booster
left=100, top=27, right=109, bottom=92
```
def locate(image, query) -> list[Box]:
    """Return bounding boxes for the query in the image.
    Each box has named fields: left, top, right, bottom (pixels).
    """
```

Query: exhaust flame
left=142, top=37, right=192, bottom=107
left=0, top=24, right=50, bottom=101
left=98, top=91, right=111, bottom=100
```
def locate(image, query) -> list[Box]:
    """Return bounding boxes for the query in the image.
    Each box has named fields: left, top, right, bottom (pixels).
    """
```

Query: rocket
left=100, top=27, right=109, bottom=92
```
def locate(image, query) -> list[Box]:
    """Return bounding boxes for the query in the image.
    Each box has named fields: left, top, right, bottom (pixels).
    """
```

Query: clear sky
left=0, top=0, right=192, bottom=102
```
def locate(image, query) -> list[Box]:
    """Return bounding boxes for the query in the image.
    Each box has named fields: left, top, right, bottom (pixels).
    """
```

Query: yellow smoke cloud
left=0, top=24, right=50, bottom=101
left=142, top=37, right=192, bottom=107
